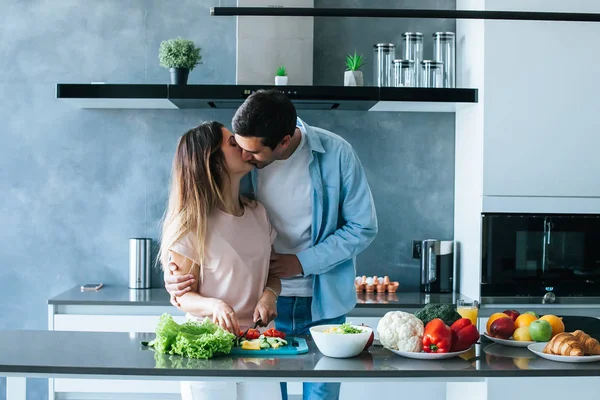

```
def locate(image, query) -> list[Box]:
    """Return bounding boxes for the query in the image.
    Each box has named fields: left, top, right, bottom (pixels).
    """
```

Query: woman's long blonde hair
left=158, top=121, right=230, bottom=279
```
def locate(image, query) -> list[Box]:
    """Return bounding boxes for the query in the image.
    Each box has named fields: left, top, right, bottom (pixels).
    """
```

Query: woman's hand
left=211, top=300, right=240, bottom=334
left=253, top=289, right=278, bottom=327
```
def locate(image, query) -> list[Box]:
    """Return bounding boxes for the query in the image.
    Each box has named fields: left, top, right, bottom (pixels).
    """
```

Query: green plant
left=276, top=65, right=287, bottom=76
left=345, top=50, right=365, bottom=71
left=159, top=37, right=202, bottom=70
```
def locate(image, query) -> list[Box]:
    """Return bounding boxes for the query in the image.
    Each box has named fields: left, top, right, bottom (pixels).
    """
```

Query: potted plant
left=344, top=50, right=365, bottom=87
left=158, top=37, right=202, bottom=85
left=275, top=65, right=288, bottom=86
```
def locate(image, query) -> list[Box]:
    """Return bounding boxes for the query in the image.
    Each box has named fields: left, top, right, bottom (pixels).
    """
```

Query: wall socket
left=412, top=241, right=422, bottom=259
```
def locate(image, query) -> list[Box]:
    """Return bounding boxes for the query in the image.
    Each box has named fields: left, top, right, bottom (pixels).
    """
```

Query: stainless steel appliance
left=420, top=239, right=454, bottom=293
left=481, top=213, right=600, bottom=297
left=129, top=238, right=152, bottom=289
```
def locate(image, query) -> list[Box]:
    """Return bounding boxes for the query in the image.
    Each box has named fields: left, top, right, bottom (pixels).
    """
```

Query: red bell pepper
left=422, top=318, right=453, bottom=353
left=263, top=328, right=286, bottom=339
left=450, top=318, right=480, bottom=352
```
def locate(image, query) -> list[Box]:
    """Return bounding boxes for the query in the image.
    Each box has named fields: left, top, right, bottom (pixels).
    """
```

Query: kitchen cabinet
left=482, top=16, right=600, bottom=199
left=454, top=0, right=600, bottom=301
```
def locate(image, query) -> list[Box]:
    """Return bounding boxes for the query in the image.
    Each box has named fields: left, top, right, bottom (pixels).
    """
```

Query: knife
left=236, top=319, right=262, bottom=345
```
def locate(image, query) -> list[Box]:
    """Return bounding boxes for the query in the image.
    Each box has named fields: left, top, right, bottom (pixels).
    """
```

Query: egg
left=366, top=277, right=374, bottom=285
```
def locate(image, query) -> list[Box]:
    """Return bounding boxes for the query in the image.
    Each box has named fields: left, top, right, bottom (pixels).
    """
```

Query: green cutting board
left=229, top=337, right=308, bottom=356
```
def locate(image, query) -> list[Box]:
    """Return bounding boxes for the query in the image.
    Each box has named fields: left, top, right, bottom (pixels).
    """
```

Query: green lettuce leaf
left=149, top=313, right=235, bottom=359
left=149, top=313, right=182, bottom=353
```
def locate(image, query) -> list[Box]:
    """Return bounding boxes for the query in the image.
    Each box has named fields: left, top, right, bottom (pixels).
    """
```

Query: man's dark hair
left=232, top=89, right=297, bottom=149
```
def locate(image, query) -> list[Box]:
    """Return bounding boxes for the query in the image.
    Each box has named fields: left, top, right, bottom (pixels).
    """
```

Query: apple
left=362, top=324, right=374, bottom=351
left=529, top=320, right=552, bottom=342
left=523, top=311, right=540, bottom=319
left=489, top=317, right=516, bottom=339
left=502, top=309, right=520, bottom=322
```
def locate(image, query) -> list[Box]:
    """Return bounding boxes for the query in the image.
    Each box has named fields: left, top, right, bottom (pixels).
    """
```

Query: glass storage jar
left=373, top=43, right=395, bottom=87
left=402, top=32, right=424, bottom=86
left=433, top=32, right=456, bottom=88
left=421, top=60, right=444, bottom=88
left=392, top=59, right=415, bottom=87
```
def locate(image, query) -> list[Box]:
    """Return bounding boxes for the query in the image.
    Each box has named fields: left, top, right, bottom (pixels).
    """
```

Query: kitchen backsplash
left=0, top=0, right=455, bottom=381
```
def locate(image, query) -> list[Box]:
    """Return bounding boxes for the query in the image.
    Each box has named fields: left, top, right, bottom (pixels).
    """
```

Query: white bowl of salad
left=310, top=323, right=373, bottom=358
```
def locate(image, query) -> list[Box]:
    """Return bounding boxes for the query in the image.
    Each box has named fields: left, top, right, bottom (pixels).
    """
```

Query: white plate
left=528, top=342, right=600, bottom=363
left=483, top=343, right=536, bottom=359
left=482, top=333, right=535, bottom=348
left=387, top=346, right=472, bottom=360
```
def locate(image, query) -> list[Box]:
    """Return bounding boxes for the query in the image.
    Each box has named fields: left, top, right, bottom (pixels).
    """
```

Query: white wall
left=455, top=0, right=485, bottom=301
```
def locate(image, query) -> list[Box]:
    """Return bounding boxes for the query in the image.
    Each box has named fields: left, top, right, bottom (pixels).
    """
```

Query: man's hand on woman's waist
left=269, top=252, right=303, bottom=278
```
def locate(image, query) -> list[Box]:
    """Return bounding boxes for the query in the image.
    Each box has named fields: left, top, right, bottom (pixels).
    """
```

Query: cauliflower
left=377, top=311, right=424, bottom=352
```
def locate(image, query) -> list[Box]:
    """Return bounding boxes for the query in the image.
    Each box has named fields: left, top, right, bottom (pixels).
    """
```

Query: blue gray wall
left=0, top=1, right=454, bottom=398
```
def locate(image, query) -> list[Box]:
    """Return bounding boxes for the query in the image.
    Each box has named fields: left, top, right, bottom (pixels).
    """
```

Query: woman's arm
left=169, top=250, right=240, bottom=334
left=252, top=247, right=282, bottom=326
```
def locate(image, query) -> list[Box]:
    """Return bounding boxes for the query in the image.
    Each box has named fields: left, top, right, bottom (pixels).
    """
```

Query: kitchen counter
left=48, top=285, right=471, bottom=309
left=2, top=330, right=600, bottom=400
left=2, top=330, right=600, bottom=379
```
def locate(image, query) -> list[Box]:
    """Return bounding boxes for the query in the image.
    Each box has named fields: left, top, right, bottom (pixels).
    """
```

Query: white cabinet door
left=482, top=16, right=600, bottom=198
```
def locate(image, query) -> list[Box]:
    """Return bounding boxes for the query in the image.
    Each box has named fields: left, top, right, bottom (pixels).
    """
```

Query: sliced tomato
left=263, top=328, right=286, bottom=339
left=245, top=329, right=261, bottom=340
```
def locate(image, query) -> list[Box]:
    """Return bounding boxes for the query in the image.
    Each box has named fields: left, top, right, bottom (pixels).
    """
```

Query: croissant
left=543, top=333, right=584, bottom=356
left=571, top=330, right=600, bottom=355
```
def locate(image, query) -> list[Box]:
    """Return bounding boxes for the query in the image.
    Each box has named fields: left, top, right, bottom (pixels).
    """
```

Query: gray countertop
left=48, top=285, right=470, bottom=309
left=1, top=330, right=599, bottom=379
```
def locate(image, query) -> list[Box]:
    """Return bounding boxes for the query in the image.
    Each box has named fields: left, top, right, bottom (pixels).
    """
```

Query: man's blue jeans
left=276, top=296, right=345, bottom=400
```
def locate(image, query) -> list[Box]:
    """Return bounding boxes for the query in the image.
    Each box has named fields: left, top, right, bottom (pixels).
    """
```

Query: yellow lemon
left=513, top=326, right=532, bottom=342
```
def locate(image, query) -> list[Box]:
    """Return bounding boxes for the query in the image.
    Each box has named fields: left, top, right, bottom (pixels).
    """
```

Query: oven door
left=481, top=213, right=600, bottom=296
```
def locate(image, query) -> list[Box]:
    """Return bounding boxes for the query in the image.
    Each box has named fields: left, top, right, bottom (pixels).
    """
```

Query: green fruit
left=523, top=311, right=539, bottom=318
left=529, top=320, right=552, bottom=342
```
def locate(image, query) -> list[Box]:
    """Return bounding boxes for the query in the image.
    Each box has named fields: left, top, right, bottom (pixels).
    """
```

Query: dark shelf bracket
left=210, top=7, right=600, bottom=23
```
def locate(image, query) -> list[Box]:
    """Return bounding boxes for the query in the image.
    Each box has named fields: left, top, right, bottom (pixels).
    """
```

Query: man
left=164, top=89, right=378, bottom=400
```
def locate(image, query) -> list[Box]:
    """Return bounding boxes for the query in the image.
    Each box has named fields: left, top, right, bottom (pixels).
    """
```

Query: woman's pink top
left=170, top=202, right=276, bottom=330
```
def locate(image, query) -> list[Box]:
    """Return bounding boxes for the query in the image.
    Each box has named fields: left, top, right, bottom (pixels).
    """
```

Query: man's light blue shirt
left=241, top=118, right=378, bottom=321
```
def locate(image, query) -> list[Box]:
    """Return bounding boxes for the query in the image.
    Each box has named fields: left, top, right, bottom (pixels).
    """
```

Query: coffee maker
left=420, top=239, right=454, bottom=293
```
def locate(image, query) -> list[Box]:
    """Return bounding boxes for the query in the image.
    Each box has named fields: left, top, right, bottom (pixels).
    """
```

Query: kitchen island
left=2, top=330, right=600, bottom=400
left=45, top=285, right=472, bottom=399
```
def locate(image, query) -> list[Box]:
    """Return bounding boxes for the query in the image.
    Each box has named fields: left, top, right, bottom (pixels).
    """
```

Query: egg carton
left=355, top=275, right=399, bottom=293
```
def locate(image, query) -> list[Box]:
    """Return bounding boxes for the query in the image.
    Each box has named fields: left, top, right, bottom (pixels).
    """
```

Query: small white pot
left=344, top=70, right=363, bottom=87
left=275, top=75, right=288, bottom=86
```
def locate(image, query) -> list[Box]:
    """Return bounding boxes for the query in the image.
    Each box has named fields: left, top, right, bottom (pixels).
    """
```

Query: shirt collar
left=297, top=118, right=325, bottom=154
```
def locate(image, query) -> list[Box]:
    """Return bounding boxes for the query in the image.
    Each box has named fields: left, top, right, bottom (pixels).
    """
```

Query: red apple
left=362, top=324, right=374, bottom=351
left=489, top=317, right=516, bottom=339
left=502, top=309, right=520, bottom=322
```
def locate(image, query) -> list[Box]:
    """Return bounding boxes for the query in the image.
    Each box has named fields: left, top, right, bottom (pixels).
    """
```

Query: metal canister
left=129, top=238, right=152, bottom=289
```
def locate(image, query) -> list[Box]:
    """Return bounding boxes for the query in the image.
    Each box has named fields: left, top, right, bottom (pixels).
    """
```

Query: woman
left=158, top=121, right=282, bottom=400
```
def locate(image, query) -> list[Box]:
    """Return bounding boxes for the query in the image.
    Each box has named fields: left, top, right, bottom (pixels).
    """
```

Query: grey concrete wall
left=0, top=1, right=454, bottom=398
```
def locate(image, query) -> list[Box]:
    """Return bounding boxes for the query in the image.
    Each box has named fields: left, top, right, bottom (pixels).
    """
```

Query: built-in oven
left=481, top=213, right=600, bottom=297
